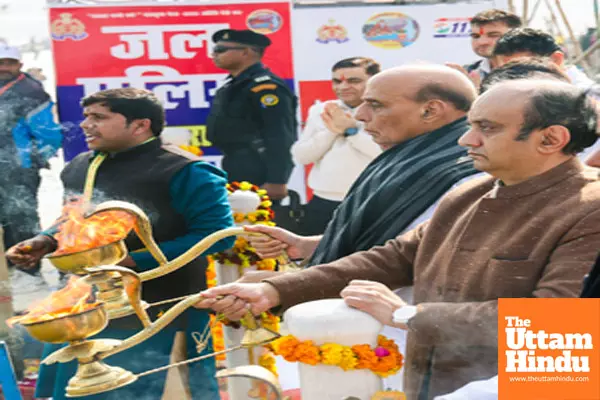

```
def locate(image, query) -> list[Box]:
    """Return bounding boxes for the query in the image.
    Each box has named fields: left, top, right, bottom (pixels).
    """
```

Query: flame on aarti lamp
left=6, top=276, right=98, bottom=327
left=52, top=197, right=135, bottom=256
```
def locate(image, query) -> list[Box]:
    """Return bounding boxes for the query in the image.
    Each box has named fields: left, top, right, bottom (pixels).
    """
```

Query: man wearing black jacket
left=206, top=29, right=297, bottom=201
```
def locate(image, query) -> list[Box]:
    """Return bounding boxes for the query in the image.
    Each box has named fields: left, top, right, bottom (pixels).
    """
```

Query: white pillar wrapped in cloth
left=215, top=260, right=255, bottom=400
left=215, top=188, right=263, bottom=400
left=285, top=299, right=384, bottom=400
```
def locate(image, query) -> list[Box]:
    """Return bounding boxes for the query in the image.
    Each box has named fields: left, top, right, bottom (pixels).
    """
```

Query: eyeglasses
left=212, top=45, right=248, bottom=54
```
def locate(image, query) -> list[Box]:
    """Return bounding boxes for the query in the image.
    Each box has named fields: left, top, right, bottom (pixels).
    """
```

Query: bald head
left=369, top=64, right=478, bottom=111
left=480, top=78, right=573, bottom=100
left=355, top=64, right=478, bottom=150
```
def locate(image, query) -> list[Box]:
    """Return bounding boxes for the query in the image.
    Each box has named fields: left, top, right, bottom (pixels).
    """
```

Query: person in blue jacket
left=7, top=88, right=235, bottom=399
left=0, top=45, right=62, bottom=287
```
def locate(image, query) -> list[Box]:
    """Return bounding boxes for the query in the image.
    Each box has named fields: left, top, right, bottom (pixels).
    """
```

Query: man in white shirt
left=291, top=57, right=382, bottom=235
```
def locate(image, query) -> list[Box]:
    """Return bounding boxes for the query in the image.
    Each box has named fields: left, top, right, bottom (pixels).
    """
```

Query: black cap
left=212, top=29, right=272, bottom=48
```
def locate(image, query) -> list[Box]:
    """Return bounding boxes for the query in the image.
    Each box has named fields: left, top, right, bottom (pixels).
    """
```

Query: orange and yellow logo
left=317, top=19, right=349, bottom=44
left=51, top=13, right=88, bottom=41
left=498, top=298, right=600, bottom=400
left=246, top=9, right=282, bottom=35
left=362, top=12, right=419, bottom=49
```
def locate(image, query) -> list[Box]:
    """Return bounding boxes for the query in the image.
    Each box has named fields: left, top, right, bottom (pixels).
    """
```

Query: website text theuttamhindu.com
left=508, top=376, right=590, bottom=383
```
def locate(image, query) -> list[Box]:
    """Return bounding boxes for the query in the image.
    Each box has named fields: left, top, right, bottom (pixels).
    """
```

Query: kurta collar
left=493, top=158, right=583, bottom=199
left=95, top=137, right=161, bottom=160
left=479, top=58, right=492, bottom=74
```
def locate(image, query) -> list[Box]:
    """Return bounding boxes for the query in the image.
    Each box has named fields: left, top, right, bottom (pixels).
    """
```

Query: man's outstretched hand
left=195, top=282, right=281, bottom=320
left=244, top=225, right=313, bottom=260
left=341, top=280, right=409, bottom=327
left=6, top=235, right=57, bottom=270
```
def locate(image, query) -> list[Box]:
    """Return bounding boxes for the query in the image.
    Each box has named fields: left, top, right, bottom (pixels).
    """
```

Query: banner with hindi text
left=49, top=0, right=294, bottom=168
left=291, top=0, right=508, bottom=120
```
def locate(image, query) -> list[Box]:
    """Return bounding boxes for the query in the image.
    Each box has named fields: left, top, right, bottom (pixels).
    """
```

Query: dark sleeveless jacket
left=61, top=139, right=207, bottom=328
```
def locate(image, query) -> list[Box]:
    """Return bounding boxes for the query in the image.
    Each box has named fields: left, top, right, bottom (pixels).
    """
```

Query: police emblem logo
left=51, top=13, right=88, bottom=41
left=317, top=19, right=350, bottom=44
left=223, top=33, right=229, bottom=39
left=260, top=94, right=279, bottom=107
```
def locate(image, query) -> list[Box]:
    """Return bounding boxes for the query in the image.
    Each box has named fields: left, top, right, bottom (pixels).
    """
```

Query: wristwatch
left=392, top=305, right=418, bottom=326
left=343, top=127, right=359, bottom=137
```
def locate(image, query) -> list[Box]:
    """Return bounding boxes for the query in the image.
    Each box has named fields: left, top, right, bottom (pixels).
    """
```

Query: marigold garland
left=228, top=181, right=276, bottom=227
left=206, top=182, right=281, bottom=373
left=214, top=182, right=278, bottom=268
left=268, top=335, right=403, bottom=378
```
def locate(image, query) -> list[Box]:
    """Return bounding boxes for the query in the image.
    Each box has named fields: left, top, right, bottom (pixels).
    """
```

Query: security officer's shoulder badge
left=260, top=93, right=279, bottom=107
left=254, top=75, right=272, bottom=83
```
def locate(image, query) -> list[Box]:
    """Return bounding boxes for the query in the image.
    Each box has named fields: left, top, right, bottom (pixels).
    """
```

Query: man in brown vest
left=197, top=79, right=600, bottom=400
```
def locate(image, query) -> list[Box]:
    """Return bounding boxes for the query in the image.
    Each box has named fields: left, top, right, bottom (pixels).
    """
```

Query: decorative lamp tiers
left=12, top=198, right=282, bottom=398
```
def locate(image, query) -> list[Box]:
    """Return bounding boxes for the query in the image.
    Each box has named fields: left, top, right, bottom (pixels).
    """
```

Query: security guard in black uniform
left=206, top=29, right=297, bottom=200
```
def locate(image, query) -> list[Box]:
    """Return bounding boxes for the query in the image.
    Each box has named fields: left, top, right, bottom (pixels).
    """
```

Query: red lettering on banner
left=50, top=3, right=294, bottom=86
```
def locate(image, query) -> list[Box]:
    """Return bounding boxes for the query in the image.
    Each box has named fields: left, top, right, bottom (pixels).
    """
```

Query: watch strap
left=343, top=127, right=359, bottom=136
left=392, top=305, right=418, bottom=325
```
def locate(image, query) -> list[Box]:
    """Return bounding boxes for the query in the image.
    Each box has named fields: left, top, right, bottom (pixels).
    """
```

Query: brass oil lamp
left=13, top=199, right=284, bottom=398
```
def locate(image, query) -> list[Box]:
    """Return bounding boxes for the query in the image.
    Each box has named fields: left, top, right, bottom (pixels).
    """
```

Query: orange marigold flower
left=270, top=336, right=300, bottom=361
left=210, top=319, right=226, bottom=361
left=378, top=335, right=400, bottom=352
left=294, top=341, right=321, bottom=365
left=352, top=344, right=378, bottom=369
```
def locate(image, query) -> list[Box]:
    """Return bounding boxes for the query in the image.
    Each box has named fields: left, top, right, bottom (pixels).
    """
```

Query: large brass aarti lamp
left=16, top=200, right=284, bottom=398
